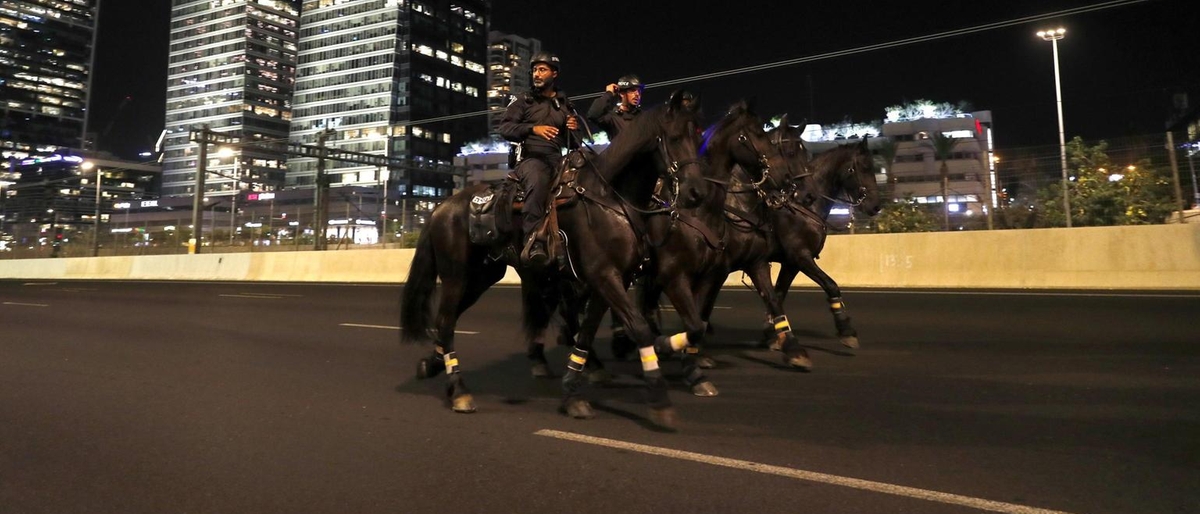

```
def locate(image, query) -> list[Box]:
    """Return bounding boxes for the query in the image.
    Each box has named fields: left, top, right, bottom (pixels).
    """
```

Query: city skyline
left=89, top=0, right=1197, bottom=160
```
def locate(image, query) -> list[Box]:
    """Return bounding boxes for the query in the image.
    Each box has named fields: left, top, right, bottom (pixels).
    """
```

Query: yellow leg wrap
left=639, top=346, right=660, bottom=372
left=774, top=316, right=791, bottom=332
left=669, top=332, right=689, bottom=351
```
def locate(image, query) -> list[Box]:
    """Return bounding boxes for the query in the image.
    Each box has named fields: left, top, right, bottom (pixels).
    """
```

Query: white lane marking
left=660, top=306, right=731, bottom=311
left=3, top=302, right=49, bottom=307
left=534, top=429, right=1073, bottom=514
left=241, top=292, right=304, bottom=297
left=339, top=323, right=479, bottom=335
left=727, top=289, right=1200, bottom=299
left=219, top=294, right=284, bottom=299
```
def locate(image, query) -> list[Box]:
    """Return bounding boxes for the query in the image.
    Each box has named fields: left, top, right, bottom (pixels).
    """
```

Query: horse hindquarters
left=409, top=196, right=509, bottom=413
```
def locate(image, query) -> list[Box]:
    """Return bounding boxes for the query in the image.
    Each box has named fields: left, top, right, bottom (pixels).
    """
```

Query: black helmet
left=529, top=52, right=560, bottom=72
left=616, top=74, right=642, bottom=91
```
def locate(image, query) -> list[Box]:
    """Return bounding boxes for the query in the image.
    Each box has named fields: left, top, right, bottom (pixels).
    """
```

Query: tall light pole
left=1038, top=27, right=1071, bottom=227
left=82, top=161, right=103, bottom=257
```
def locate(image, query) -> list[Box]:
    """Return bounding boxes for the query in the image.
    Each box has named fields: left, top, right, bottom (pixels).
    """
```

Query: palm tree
left=876, top=138, right=898, bottom=199
left=928, top=133, right=958, bottom=231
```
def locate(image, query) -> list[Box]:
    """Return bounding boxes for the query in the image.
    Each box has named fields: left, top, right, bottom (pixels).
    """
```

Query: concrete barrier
left=3, top=224, right=1198, bottom=290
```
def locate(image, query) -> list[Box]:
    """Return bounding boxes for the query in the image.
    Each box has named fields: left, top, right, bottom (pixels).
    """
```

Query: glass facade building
left=160, top=0, right=300, bottom=199
left=290, top=0, right=489, bottom=222
left=485, top=31, right=538, bottom=137
left=0, top=0, right=95, bottom=156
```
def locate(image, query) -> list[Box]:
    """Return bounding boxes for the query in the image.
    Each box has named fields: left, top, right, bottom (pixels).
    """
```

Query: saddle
left=467, top=149, right=591, bottom=248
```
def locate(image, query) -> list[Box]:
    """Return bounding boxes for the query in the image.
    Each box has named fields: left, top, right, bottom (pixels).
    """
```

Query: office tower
left=290, top=0, right=490, bottom=229
left=0, top=0, right=96, bottom=157
left=486, top=31, right=539, bottom=136
left=160, top=0, right=300, bottom=198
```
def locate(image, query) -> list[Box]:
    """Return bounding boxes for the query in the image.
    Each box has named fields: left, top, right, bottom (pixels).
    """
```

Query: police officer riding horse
left=498, top=52, right=583, bottom=269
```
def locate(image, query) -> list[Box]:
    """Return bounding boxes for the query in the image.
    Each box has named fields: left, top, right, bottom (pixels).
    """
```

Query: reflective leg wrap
left=639, top=346, right=661, bottom=377
left=567, top=347, right=589, bottom=373
left=685, top=346, right=700, bottom=355
left=443, top=351, right=460, bottom=375
left=829, top=297, right=846, bottom=315
left=772, top=315, right=792, bottom=336
left=668, top=332, right=690, bottom=352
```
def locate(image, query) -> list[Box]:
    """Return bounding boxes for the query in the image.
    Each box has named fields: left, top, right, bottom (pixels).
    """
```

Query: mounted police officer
left=587, top=74, right=643, bottom=141
left=499, top=51, right=580, bottom=268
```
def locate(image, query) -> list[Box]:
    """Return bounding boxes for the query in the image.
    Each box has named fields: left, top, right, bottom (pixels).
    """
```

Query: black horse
left=757, top=123, right=883, bottom=351
left=619, top=119, right=883, bottom=369
left=569, top=102, right=809, bottom=371
left=401, top=90, right=708, bottom=427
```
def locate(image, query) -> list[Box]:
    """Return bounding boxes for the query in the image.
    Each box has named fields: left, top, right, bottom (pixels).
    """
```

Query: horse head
left=764, top=116, right=813, bottom=185
left=810, top=138, right=883, bottom=217
left=659, top=89, right=709, bottom=208
left=596, top=89, right=707, bottom=208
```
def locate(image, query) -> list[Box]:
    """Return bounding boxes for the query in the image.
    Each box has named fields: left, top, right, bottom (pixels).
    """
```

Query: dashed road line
left=339, top=323, right=479, bottom=335
left=535, top=429, right=1073, bottom=514
left=3, top=302, right=49, bottom=307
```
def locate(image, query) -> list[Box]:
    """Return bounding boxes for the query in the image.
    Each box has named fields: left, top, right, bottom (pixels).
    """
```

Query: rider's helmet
left=529, top=52, right=560, bottom=72
left=616, top=74, right=643, bottom=92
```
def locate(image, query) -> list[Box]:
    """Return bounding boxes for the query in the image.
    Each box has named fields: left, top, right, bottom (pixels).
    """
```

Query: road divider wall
left=2, top=224, right=1197, bottom=290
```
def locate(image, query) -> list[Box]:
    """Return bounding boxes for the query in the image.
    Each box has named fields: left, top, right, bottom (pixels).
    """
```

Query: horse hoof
left=648, top=406, right=678, bottom=430
left=586, top=369, right=614, bottom=385
left=691, top=381, right=719, bottom=397
left=451, top=394, right=477, bottom=413
left=563, top=399, right=595, bottom=419
left=416, top=358, right=442, bottom=380
left=768, top=339, right=783, bottom=352
left=531, top=362, right=556, bottom=379
left=840, top=335, right=860, bottom=350
left=785, top=353, right=813, bottom=371
left=694, top=355, right=716, bottom=369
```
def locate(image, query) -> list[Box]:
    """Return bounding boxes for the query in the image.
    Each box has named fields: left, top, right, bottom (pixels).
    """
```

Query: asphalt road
left=1, top=280, right=1197, bottom=514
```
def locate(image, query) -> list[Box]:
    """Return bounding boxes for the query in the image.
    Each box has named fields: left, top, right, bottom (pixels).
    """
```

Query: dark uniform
left=586, top=75, right=642, bottom=140
left=499, top=87, right=577, bottom=239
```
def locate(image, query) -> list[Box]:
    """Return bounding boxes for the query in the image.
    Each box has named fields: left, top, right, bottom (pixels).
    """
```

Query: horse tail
left=401, top=228, right=438, bottom=343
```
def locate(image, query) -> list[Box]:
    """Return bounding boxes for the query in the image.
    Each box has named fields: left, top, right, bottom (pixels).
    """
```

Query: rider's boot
left=522, top=233, right=550, bottom=269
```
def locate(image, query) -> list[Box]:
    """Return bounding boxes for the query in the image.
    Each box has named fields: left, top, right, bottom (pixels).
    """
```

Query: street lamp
left=1037, top=27, right=1071, bottom=227
left=81, top=161, right=102, bottom=257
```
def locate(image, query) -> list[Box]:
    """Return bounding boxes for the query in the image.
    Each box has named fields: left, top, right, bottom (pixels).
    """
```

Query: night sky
left=89, top=0, right=1197, bottom=160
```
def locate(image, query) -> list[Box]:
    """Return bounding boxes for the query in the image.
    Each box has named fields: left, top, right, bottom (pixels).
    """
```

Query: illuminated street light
left=81, top=161, right=103, bottom=256
left=1037, top=27, right=1071, bottom=227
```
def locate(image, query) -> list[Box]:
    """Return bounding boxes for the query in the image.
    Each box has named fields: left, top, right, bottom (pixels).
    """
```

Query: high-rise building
left=160, top=0, right=300, bottom=199
left=485, top=31, right=539, bottom=136
left=290, top=0, right=489, bottom=231
left=0, top=0, right=96, bottom=157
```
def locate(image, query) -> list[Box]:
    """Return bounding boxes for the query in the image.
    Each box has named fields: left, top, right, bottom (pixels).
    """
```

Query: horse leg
left=429, top=276, right=475, bottom=413
left=522, top=278, right=558, bottom=379
left=747, top=263, right=812, bottom=370
left=658, top=277, right=719, bottom=396
left=560, top=293, right=606, bottom=419
left=595, top=274, right=676, bottom=428
left=796, top=252, right=858, bottom=350
left=415, top=260, right=505, bottom=381
left=764, top=263, right=802, bottom=347
left=574, top=290, right=614, bottom=384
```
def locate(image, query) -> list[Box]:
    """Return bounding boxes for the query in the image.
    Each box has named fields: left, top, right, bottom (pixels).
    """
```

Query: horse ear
left=668, top=89, right=686, bottom=112
left=777, top=113, right=789, bottom=129
left=744, top=97, right=758, bottom=115
left=858, top=136, right=870, bottom=152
